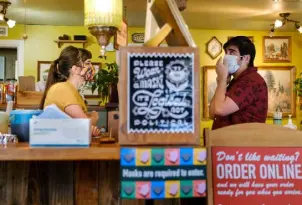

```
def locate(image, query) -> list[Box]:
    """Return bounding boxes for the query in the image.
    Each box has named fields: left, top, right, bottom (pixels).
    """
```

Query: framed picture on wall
left=206, top=37, right=222, bottom=59
left=258, top=66, right=296, bottom=117
left=263, top=36, right=292, bottom=63
left=37, top=61, right=52, bottom=82
left=202, top=66, right=296, bottom=119
left=0, top=26, right=8, bottom=37
left=228, top=36, right=254, bottom=42
left=203, top=66, right=217, bottom=119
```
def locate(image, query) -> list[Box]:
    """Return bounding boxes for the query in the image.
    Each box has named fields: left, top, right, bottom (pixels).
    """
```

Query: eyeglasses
left=84, top=62, right=92, bottom=67
left=76, top=64, right=85, bottom=69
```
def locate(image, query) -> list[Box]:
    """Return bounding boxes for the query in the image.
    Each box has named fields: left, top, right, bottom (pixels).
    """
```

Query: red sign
left=212, top=147, right=302, bottom=205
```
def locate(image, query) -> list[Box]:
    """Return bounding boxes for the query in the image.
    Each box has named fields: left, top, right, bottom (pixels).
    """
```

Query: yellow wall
left=1, top=24, right=301, bottom=131
left=0, top=24, right=117, bottom=77
left=186, top=29, right=302, bottom=132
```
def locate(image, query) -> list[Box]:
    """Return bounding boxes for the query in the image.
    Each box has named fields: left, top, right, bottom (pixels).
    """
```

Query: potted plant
left=294, top=72, right=302, bottom=105
left=91, top=61, right=119, bottom=104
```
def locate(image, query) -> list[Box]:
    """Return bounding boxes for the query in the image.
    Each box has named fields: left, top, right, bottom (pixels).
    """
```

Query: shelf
left=54, top=40, right=88, bottom=48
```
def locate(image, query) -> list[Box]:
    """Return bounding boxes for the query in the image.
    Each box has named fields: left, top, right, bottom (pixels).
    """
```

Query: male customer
left=209, top=36, right=268, bottom=130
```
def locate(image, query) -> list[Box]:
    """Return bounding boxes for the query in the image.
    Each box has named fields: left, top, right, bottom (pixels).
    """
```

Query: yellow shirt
left=44, top=81, right=87, bottom=113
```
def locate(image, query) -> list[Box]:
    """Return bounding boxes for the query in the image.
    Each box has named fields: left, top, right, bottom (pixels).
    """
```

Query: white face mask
left=223, top=54, right=240, bottom=74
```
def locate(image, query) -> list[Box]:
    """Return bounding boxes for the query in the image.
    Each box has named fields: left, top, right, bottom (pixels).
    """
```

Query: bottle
left=12, top=79, right=18, bottom=104
left=5, top=79, right=17, bottom=104
left=273, top=109, right=282, bottom=126
left=5, top=78, right=12, bottom=103
left=283, top=114, right=297, bottom=130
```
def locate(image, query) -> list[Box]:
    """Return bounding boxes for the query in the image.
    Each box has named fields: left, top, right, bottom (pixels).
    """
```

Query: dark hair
left=40, top=46, right=82, bottom=109
left=223, top=36, right=256, bottom=67
left=78, top=48, right=92, bottom=62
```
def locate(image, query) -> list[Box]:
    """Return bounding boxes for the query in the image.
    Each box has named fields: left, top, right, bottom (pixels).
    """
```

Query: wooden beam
left=143, top=23, right=172, bottom=47
left=144, top=0, right=160, bottom=43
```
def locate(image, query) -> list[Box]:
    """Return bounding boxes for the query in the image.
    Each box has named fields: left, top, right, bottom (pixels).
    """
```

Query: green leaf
left=89, top=60, right=119, bottom=99
left=91, top=84, right=97, bottom=94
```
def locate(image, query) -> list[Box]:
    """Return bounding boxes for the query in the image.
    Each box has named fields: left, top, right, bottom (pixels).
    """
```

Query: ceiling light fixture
left=274, top=19, right=283, bottom=28
left=84, top=0, right=123, bottom=57
left=0, top=1, right=16, bottom=28
left=296, top=23, right=302, bottom=33
left=269, top=26, right=275, bottom=37
left=269, top=13, right=301, bottom=35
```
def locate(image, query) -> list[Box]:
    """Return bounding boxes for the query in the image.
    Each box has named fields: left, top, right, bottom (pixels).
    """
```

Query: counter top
left=0, top=104, right=106, bottom=111
left=0, top=143, right=120, bottom=161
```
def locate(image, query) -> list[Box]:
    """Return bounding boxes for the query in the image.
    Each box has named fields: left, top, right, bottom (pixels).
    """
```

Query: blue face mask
left=223, top=54, right=240, bottom=74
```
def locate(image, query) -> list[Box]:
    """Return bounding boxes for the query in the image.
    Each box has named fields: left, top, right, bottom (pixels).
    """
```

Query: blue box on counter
left=29, top=119, right=91, bottom=147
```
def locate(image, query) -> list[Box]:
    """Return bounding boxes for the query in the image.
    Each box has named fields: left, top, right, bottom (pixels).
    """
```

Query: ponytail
left=39, top=46, right=82, bottom=109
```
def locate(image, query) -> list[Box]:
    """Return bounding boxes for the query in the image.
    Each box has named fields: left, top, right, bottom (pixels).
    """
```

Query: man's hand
left=215, top=57, right=228, bottom=82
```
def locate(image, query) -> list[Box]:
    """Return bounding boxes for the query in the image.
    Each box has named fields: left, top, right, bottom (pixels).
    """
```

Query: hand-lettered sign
left=120, top=147, right=207, bottom=199
left=128, top=52, right=194, bottom=133
left=119, top=47, right=200, bottom=145
left=212, top=147, right=302, bottom=205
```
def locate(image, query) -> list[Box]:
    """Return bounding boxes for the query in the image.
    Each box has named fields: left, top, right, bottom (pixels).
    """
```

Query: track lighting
left=5, top=18, right=16, bottom=28
left=0, top=1, right=16, bottom=28
left=274, top=19, right=283, bottom=28
left=269, top=26, right=275, bottom=37
left=296, top=23, right=302, bottom=33
left=269, top=13, right=302, bottom=34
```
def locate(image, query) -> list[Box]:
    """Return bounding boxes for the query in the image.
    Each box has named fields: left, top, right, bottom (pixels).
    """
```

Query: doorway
left=0, top=40, right=25, bottom=80
left=0, top=48, right=17, bottom=81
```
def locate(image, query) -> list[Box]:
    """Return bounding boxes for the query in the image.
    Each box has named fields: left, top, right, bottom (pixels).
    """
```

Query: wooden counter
left=0, top=143, right=120, bottom=161
left=0, top=143, right=202, bottom=205
left=0, top=104, right=106, bottom=111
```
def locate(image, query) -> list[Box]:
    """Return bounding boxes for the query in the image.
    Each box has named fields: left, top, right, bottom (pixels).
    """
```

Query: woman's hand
left=87, top=111, right=99, bottom=126
left=91, top=125, right=101, bottom=137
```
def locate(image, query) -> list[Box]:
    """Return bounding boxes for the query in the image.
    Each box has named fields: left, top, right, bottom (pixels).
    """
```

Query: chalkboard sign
left=128, top=52, right=194, bottom=133
left=119, top=47, right=200, bottom=145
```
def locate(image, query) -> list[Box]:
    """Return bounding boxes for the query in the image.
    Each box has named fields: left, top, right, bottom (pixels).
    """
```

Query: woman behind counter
left=40, top=46, right=100, bottom=136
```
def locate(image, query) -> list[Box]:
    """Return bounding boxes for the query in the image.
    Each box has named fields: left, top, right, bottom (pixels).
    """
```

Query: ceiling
left=4, top=0, right=302, bottom=31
